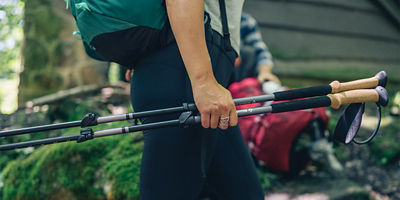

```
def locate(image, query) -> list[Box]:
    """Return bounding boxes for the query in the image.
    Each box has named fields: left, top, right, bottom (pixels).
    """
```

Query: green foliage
left=0, top=1, right=23, bottom=79
left=256, top=167, right=277, bottom=190
left=370, top=119, right=400, bottom=165
left=369, top=91, right=400, bottom=165
left=0, top=1, right=23, bottom=113
left=1, top=121, right=142, bottom=200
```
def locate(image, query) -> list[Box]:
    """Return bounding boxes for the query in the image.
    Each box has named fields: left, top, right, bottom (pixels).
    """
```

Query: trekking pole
left=0, top=71, right=387, bottom=138
left=265, top=71, right=387, bottom=102
left=0, top=86, right=388, bottom=151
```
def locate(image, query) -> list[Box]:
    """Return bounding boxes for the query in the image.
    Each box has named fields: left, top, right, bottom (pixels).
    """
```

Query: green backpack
left=65, top=0, right=173, bottom=66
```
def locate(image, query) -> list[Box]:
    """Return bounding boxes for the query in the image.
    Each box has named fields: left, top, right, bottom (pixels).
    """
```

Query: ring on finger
left=219, top=116, right=230, bottom=126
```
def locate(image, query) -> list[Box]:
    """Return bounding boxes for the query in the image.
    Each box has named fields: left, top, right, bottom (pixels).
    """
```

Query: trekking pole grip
left=328, top=86, right=388, bottom=109
left=330, top=71, right=387, bottom=93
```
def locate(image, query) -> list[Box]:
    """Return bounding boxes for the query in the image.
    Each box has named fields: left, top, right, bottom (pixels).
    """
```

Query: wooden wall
left=243, top=0, right=400, bottom=81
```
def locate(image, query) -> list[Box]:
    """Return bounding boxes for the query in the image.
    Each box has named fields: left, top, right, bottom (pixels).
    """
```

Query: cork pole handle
left=328, top=86, right=388, bottom=109
left=330, top=71, right=387, bottom=93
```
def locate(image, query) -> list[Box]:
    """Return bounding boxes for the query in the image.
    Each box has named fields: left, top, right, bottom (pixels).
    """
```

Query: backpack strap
left=218, top=0, right=232, bottom=51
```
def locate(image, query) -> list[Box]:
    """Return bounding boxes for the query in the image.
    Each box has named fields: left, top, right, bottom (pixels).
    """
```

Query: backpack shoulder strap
left=218, top=0, right=232, bottom=51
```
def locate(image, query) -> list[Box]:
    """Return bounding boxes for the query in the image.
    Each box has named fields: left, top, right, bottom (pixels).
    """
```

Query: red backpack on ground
left=228, top=78, right=329, bottom=173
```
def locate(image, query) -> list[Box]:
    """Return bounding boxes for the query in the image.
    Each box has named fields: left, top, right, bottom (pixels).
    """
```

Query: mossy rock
left=1, top=122, right=143, bottom=200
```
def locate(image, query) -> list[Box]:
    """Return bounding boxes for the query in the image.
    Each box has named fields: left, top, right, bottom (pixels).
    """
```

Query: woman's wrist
left=187, top=60, right=217, bottom=86
left=191, top=71, right=217, bottom=89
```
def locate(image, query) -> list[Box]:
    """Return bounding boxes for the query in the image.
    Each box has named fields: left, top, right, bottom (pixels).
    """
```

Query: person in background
left=230, top=13, right=344, bottom=175
left=231, top=12, right=280, bottom=85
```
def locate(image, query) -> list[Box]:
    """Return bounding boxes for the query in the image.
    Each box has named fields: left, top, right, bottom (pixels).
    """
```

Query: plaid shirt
left=240, top=13, right=274, bottom=69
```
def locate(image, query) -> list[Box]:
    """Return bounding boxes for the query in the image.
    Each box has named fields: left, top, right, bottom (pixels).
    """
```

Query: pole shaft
left=0, top=96, right=336, bottom=151
left=0, top=87, right=328, bottom=138
left=234, top=94, right=275, bottom=105
left=94, top=119, right=181, bottom=138
left=0, top=121, right=81, bottom=137
left=131, top=107, right=186, bottom=118
left=0, top=135, right=80, bottom=151
left=237, top=106, right=273, bottom=117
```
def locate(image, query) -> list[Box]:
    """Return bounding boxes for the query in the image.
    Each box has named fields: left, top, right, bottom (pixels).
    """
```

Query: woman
left=130, top=0, right=264, bottom=199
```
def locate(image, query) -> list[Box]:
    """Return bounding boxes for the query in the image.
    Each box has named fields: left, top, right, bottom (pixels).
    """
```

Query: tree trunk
left=18, top=0, right=109, bottom=105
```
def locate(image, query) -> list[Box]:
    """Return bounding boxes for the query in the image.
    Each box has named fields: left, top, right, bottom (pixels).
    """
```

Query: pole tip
left=376, top=86, right=388, bottom=107
left=375, top=71, right=387, bottom=88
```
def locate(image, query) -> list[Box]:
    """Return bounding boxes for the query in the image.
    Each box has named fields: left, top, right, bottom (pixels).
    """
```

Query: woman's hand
left=192, top=77, right=238, bottom=129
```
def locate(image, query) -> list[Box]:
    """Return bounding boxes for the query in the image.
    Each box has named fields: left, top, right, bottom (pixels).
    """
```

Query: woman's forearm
left=165, top=0, right=215, bottom=85
left=165, top=0, right=238, bottom=129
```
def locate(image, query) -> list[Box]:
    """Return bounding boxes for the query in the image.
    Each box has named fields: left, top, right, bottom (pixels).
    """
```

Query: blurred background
left=0, top=0, right=399, bottom=199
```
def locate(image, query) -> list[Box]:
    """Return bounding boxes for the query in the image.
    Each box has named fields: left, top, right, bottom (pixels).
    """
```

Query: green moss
left=2, top=141, right=105, bottom=200
left=104, top=138, right=143, bottom=200
left=1, top=120, right=143, bottom=200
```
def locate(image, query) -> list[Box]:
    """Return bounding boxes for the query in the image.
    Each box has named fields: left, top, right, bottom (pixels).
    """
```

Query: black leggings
left=130, top=23, right=264, bottom=200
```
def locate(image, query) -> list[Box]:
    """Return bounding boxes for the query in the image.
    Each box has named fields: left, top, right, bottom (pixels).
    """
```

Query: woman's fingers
left=192, top=79, right=238, bottom=129
left=229, top=106, right=238, bottom=127
left=201, top=110, right=211, bottom=128
left=210, top=110, right=220, bottom=129
left=201, top=104, right=235, bottom=129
